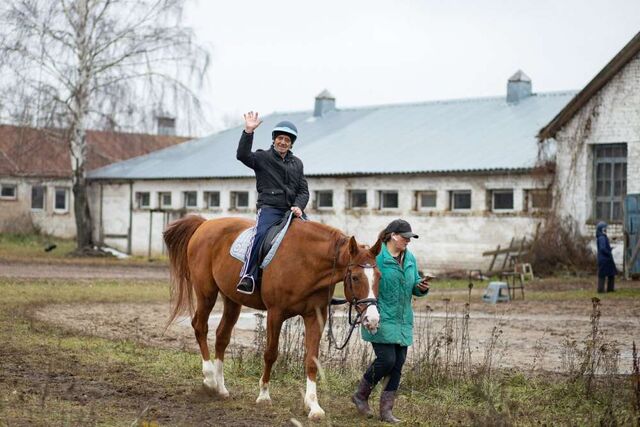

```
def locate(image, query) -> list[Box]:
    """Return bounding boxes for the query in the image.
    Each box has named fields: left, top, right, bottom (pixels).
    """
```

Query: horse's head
left=344, top=236, right=382, bottom=334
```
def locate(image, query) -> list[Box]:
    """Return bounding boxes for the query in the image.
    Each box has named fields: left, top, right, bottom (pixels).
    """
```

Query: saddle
left=230, top=210, right=295, bottom=269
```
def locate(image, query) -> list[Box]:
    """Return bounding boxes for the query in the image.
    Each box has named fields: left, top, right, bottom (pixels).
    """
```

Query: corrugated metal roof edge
left=88, top=167, right=543, bottom=182
left=269, top=90, right=578, bottom=116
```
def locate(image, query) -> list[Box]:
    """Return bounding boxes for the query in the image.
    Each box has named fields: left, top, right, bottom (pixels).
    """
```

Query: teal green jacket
left=361, top=243, right=428, bottom=347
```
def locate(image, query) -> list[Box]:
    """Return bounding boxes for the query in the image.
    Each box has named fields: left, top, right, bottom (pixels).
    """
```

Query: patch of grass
left=526, top=287, right=640, bottom=301
left=0, top=232, right=167, bottom=266
left=0, top=278, right=169, bottom=306
left=0, top=232, right=76, bottom=258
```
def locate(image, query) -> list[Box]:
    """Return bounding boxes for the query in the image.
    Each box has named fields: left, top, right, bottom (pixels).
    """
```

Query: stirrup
left=330, top=297, right=347, bottom=305
left=236, top=275, right=255, bottom=295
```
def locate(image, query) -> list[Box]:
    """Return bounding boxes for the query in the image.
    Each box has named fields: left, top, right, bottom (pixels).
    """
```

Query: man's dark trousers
left=240, top=207, right=288, bottom=283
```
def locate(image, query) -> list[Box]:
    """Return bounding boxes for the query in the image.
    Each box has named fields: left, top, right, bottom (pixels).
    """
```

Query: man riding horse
left=235, top=111, right=309, bottom=294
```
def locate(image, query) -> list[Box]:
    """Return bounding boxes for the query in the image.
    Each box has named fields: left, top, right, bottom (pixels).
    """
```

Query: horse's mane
left=295, top=219, right=348, bottom=257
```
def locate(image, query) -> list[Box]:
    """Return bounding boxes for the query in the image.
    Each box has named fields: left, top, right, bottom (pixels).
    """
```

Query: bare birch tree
left=0, top=0, right=209, bottom=251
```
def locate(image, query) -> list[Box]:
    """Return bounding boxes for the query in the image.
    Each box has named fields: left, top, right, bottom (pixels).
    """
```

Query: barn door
left=625, top=194, right=640, bottom=276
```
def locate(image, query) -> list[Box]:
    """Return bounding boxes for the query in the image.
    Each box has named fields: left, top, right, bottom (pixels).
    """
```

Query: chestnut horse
left=163, top=215, right=382, bottom=420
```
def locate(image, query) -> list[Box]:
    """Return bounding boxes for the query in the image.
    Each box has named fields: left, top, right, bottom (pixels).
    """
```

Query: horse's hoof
left=256, top=396, right=272, bottom=405
left=217, top=387, right=230, bottom=399
left=203, top=378, right=217, bottom=390
left=308, top=408, right=325, bottom=421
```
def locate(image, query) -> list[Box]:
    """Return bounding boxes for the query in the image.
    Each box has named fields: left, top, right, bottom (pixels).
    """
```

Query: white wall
left=91, top=172, right=550, bottom=272
left=0, top=177, right=75, bottom=237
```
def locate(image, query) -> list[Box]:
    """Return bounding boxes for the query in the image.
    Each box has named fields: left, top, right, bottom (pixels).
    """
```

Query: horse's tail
left=163, top=214, right=206, bottom=327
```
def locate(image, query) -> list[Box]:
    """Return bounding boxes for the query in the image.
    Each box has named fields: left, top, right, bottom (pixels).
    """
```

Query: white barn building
left=89, top=74, right=573, bottom=272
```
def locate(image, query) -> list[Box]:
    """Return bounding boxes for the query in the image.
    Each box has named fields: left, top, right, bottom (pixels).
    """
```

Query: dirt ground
left=6, top=260, right=640, bottom=373
left=32, top=290, right=640, bottom=374
left=0, top=260, right=168, bottom=280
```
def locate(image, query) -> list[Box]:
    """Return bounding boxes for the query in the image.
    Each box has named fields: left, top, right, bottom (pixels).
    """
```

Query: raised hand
left=243, top=111, right=263, bottom=133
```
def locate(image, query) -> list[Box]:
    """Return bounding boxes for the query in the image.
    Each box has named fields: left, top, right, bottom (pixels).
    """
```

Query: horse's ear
left=370, top=238, right=382, bottom=257
left=349, top=236, right=359, bottom=257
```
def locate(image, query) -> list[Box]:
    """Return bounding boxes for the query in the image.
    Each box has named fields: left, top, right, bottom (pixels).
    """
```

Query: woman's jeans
left=363, top=343, right=407, bottom=392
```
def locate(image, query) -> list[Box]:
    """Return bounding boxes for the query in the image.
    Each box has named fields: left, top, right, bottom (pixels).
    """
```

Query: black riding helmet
left=272, top=121, right=298, bottom=144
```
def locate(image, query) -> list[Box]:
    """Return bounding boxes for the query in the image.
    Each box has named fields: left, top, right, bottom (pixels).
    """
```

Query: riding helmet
left=272, top=121, right=298, bottom=144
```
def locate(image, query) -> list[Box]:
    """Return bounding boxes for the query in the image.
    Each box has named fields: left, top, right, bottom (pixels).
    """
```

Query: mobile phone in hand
left=421, top=273, right=436, bottom=282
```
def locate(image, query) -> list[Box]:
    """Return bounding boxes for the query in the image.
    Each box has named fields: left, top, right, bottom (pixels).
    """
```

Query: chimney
left=156, top=116, right=176, bottom=136
left=507, top=70, right=532, bottom=104
left=313, top=89, right=336, bottom=117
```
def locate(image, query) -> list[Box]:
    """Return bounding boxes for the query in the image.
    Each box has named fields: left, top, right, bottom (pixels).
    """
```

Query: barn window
left=54, top=187, right=69, bottom=212
left=416, top=191, right=436, bottom=209
left=183, top=191, right=198, bottom=208
left=31, top=185, right=46, bottom=210
left=594, top=144, right=626, bottom=222
left=348, top=190, right=367, bottom=208
left=136, top=192, right=150, bottom=209
left=315, top=190, right=333, bottom=209
left=450, top=190, right=471, bottom=210
left=0, top=183, right=17, bottom=200
left=231, top=191, right=249, bottom=209
left=159, top=192, right=172, bottom=208
left=204, top=191, right=220, bottom=208
left=491, top=190, right=514, bottom=211
left=378, top=190, right=399, bottom=209
left=525, top=189, right=552, bottom=211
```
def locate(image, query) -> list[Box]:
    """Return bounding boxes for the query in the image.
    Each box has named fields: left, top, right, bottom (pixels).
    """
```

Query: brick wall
left=551, top=52, right=640, bottom=267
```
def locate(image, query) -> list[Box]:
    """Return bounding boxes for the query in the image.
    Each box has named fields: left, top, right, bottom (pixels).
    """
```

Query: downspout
left=99, top=183, right=104, bottom=245
left=148, top=209, right=153, bottom=259
left=128, top=181, right=133, bottom=254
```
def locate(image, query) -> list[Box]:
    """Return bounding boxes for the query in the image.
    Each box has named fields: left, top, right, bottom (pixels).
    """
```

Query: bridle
left=343, top=262, right=378, bottom=319
left=327, top=239, right=379, bottom=350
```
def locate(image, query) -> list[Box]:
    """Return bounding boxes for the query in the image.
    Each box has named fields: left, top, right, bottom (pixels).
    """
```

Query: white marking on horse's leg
left=304, top=377, right=325, bottom=420
left=213, top=359, right=229, bottom=397
left=256, top=376, right=272, bottom=404
left=363, top=268, right=380, bottom=330
left=202, top=359, right=217, bottom=389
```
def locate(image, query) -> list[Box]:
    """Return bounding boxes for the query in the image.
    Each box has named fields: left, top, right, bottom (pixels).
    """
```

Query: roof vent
left=313, top=89, right=336, bottom=117
left=507, top=70, right=532, bottom=104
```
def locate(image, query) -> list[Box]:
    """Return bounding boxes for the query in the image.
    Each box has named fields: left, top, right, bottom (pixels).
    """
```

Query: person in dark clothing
left=596, top=221, right=617, bottom=293
left=235, top=111, right=309, bottom=294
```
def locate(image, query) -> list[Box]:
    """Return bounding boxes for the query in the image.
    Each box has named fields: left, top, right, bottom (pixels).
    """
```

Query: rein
left=327, top=238, right=378, bottom=350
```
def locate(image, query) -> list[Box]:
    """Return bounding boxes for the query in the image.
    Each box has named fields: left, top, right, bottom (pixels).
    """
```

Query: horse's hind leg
left=212, top=298, right=242, bottom=398
left=192, top=285, right=219, bottom=391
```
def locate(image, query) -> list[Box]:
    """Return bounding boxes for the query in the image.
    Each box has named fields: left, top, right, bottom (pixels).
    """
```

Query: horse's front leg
left=302, top=307, right=328, bottom=420
left=211, top=299, right=242, bottom=398
left=256, top=308, right=285, bottom=404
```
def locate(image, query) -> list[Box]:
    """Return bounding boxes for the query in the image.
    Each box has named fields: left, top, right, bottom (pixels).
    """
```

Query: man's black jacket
left=236, top=131, right=309, bottom=210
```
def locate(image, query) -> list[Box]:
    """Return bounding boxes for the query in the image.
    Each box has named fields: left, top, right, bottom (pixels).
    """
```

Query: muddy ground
left=31, top=296, right=640, bottom=374
left=0, top=260, right=168, bottom=280
left=4, top=260, right=640, bottom=372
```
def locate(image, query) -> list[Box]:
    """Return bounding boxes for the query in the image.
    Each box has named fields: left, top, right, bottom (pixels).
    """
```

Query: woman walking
left=352, top=219, right=430, bottom=423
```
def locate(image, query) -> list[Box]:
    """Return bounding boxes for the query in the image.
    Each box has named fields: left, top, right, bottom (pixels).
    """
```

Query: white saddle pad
left=229, top=212, right=294, bottom=269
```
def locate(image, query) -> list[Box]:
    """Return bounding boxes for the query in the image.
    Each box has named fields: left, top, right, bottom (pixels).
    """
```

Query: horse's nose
left=363, top=305, right=380, bottom=332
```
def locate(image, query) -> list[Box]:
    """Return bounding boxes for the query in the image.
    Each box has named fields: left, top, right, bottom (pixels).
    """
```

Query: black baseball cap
left=385, top=219, right=419, bottom=239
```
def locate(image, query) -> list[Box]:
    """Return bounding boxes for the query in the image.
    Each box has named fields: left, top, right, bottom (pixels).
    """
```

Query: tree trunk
left=73, top=167, right=93, bottom=250
left=70, top=0, right=94, bottom=252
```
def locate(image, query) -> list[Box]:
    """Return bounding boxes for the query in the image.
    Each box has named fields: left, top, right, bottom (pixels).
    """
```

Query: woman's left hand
left=416, top=280, right=430, bottom=293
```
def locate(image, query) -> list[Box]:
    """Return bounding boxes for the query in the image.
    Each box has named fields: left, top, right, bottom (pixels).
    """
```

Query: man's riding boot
left=380, top=390, right=401, bottom=424
left=351, top=377, right=374, bottom=418
left=236, top=275, right=255, bottom=295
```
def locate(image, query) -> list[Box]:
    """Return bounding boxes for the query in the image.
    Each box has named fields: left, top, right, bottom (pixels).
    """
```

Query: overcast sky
left=184, top=0, right=640, bottom=134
